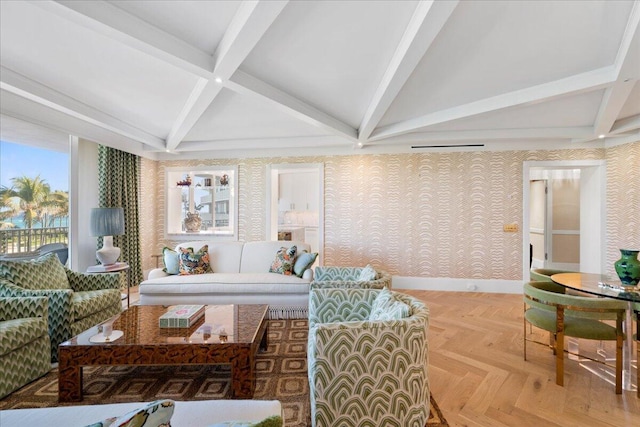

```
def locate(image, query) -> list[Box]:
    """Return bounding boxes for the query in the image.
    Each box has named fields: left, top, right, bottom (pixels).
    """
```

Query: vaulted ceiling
left=1, top=0, right=639, bottom=160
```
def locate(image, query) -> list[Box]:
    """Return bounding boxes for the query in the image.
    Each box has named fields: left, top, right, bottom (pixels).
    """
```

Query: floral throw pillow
left=178, top=245, right=211, bottom=275
left=112, top=399, right=175, bottom=427
left=269, top=246, right=297, bottom=275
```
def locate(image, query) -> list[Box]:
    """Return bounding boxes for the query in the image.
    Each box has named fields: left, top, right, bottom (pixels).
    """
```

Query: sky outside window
left=0, top=141, right=69, bottom=192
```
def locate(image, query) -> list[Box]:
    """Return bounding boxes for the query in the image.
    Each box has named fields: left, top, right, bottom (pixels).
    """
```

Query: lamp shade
left=90, top=207, right=125, bottom=237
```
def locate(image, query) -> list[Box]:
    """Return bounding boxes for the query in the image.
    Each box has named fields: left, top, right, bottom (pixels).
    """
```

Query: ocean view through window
left=0, top=141, right=69, bottom=256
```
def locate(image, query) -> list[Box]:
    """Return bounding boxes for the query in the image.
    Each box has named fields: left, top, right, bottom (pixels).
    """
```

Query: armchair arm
left=148, top=268, right=169, bottom=280
left=314, top=266, right=362, bottom=281
left=0, top=296, right=48, bottom=321
left=66, top=268, right=121, bottom=292
left=312, top=267, right=392, bottom=289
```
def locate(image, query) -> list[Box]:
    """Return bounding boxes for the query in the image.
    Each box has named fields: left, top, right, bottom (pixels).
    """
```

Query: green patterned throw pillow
left=178, top=245, right=211, bottom=275
left=369, top=287, right=410, bottom=321
left=0, top=251, right=69, bottom=290
left=269, top=246, right=297, bottom=275
left=293, top=250, right=318, bottom=277
left=162, top=247, right=180, bottom=275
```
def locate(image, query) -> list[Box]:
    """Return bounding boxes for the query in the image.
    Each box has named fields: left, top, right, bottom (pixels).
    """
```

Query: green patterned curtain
left=97, top=146, right=143, bottom=287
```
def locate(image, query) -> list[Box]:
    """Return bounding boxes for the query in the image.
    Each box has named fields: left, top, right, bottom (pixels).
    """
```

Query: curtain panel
left=97, top=146, right=143, bottom=287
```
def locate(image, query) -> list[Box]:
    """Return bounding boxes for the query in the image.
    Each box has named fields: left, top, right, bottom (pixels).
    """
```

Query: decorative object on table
left=220, top=174, right=229, bottom=186
left=159, top=304, right=206, bottom=328
left=87, top=261, right=129, bottom=273
left=176, top=175, right=192, bottom=186
left=90, top=207, right=125, bottom=266
left=614, top=249, right=640, bottom=287
left=183, top=211, right=202, bottom=232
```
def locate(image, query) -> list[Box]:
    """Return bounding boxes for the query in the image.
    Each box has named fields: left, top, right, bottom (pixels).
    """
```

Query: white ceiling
left=1, top=0, right=639, bottom=160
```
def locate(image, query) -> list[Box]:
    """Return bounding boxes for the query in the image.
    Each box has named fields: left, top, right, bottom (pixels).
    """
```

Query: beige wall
left=139, top=143, right=639, bottom=281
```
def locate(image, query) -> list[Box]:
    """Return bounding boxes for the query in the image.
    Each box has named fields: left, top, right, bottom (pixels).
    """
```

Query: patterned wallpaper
left=138, top=143, right=639, bottom=281
left=605, top=142, right=640, bottom=278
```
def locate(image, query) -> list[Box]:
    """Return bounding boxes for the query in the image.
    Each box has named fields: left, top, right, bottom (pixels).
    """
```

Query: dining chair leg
left=615, top=314, right=623, bottom=395
left=556, top=330, right=564, bottom=386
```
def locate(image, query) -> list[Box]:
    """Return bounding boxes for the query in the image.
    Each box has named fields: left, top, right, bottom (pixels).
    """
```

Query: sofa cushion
left=269, top=246, right=297, bottom=276
left=369, top=288, right=410, bottom=321
left=140, top=273, right=310, bottom=295
left=162, top=247, right=180, bottom=275
left=0, top=252, right=69, bottom=290
left=293, top=251, right=318, bottom=278
left=72, top=289, right=121, bottom=320
left=209, top=415, right=283, bottom=427
left=0, top=317, right=48, bottom=357
left=179, top=245, right=211, bottom=275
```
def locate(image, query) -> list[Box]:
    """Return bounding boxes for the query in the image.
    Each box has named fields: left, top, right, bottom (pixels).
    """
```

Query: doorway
left=529, top=170, right=581, bottom=271
left=522, top=160, right=605, bottom=281
left=266, top=163, right=324, bottom=265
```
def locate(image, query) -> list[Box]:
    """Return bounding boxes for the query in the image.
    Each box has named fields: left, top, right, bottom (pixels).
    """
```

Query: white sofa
left=0, top=399, right=283, bottom=427
left=140, top=241, right=313, bottom=319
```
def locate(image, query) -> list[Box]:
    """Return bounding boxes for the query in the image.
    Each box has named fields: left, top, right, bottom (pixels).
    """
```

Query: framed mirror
left=165, top=165, right=238, bottom=240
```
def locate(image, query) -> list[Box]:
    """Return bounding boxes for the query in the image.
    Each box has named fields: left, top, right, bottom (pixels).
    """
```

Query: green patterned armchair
left=311, top=265, right=392, bottom=289
left=0, top=296, right=51, bottom=398
left=308, top=287, right=429, bottom=427
left=0, top=252, right=122, bottom=362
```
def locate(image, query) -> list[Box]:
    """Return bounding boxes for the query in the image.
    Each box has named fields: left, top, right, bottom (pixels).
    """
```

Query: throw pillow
left=162, top=247, right=180, bottom=275
left=178, top=245, right=211, bottom=275
left=293, top=250, right=318, bottom=277
left=0, top=251, right=69, bottom=290
left=111, top=399, right=175, bottom=427
left=269, top=245, right=297, bottom=275
left=369, top=287, right=410, bottom=321
left=359, top=264, right=377, bottom=281
left=208, top=415, right=283, bottom=427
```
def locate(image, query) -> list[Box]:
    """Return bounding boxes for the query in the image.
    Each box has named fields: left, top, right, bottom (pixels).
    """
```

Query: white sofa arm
left=302, top=268, right=314, bottom=281
left=147, top=268, right=169, bottom=280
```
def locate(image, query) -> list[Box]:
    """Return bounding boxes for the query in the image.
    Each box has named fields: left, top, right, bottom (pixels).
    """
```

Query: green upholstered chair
left=311, top=266, right=392, bottom=289
left=0, top=296, right=51, bottom=398
left=523, top=281, right=626, bottom=393
left=0, top=252, right=122, bottom=362
left=308, top=287, right=429, bottom=427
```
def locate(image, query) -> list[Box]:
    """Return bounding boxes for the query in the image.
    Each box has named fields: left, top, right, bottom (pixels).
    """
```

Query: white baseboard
left=392, top=276, right=523, bottom=294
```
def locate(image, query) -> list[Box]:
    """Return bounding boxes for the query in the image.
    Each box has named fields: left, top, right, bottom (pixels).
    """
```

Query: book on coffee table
left=159, top=304, right=206, bottom=328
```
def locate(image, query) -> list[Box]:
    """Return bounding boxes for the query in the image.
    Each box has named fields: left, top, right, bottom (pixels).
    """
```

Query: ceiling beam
left=358, top=0, right=459, bottom=141
left=227, top=70, right=357, bottom=141
left=174, top=135, right=352, bottom=152
left=30, top=0, right=214, bottom=79
left=593, top=1, right=640, bottom=136
left=0, top=66, right=166, bottom=150
left=369, top=66, right=617, bottom=141
left=369, top=127, right=594, bottom=144
left=165, top=0, right=289, bottom=151
left=610, top=113, right=640, bottom=134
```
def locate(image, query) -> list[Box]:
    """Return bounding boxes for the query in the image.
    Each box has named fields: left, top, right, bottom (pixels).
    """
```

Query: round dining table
left=551, top=272, right=638, bottom=392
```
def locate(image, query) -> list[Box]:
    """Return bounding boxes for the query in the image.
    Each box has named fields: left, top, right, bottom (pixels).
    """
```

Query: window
left=165, top=166, right=238, bottom=239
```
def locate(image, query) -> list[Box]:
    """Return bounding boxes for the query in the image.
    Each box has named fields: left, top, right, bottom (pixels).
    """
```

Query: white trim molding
left=392, top=276, right=523, bottom=294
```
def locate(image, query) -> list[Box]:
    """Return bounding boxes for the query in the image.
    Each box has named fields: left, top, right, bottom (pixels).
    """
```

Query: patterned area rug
left=0, top=319, right=448, bottom=426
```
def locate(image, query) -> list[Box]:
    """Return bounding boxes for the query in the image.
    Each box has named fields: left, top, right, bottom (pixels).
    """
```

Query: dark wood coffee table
left=58, top=304, right=268, bottom=402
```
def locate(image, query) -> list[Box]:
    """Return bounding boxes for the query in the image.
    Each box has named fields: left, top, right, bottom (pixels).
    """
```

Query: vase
left=183, top=212, right=202, bottom=232
left=614, top=249, right=640, bottom=286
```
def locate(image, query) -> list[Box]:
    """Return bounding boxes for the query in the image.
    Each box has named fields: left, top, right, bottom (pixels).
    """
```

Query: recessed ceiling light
left=214, top=77, right=223, bottom=84
left=598, top=134, right=605, bottom=139
left=165, top=149, right=170, bottom=152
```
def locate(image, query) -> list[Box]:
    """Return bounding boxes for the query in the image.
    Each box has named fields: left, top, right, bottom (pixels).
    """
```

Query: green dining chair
left=523, top=281, right=627, bottom=394
left=634, top=302, right=640, bottom=398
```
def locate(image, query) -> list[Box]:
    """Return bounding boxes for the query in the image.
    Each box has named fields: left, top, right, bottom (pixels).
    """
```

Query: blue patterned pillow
left=369, top=288, right=410, bottom=321
left=269, top=246, right=297, bottom=275
left=162, top=247, right=180, bottom=275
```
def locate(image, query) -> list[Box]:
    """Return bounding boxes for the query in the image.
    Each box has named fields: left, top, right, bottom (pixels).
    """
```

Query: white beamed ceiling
left=0, top=0, right=639, bottom=160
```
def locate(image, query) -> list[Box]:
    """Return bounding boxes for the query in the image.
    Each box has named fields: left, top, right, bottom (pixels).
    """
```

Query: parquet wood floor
left=404, top=290, right=640, bottom=427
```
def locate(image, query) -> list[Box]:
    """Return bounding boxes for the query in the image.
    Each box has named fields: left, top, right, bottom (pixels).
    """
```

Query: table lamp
left=90, top=207, right=125, bottom=266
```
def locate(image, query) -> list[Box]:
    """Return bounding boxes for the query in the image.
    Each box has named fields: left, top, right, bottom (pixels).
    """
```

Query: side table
left=87, top=262, right=131, bottom=308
